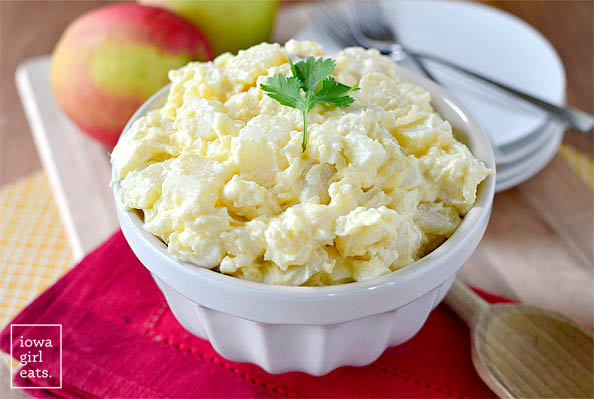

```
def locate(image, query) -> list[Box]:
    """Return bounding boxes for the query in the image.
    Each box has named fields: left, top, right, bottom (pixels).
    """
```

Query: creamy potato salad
left=111, top=40, right=491, bottom=286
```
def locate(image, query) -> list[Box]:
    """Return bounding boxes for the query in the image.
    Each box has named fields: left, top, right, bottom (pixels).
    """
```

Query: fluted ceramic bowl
left=113, top=66, right=495, bottom=376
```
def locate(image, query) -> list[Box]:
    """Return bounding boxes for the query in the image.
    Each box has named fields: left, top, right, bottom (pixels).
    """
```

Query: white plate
left=495, top=120, right=565, bottom=192
left=495, top=116, right=559, bottom=165
left=296, top=0, right=566, bottom=148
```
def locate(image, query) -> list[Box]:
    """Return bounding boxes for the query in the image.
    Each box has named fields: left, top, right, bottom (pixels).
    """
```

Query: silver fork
left=317, top=0, right=505, bottom=160
left=317, top=0, right=594, bottom=134
left=352, top=0, right=437, bottom=81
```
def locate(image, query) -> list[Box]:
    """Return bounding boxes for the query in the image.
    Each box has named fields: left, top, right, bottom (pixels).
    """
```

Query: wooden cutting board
left=15, top=5, right=593, bottom=326
left=16, top=56, right=117, bottom=260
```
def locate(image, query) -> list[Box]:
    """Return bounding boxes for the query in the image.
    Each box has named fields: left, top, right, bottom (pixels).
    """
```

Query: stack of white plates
left=297, top=0, right=567, bottom=192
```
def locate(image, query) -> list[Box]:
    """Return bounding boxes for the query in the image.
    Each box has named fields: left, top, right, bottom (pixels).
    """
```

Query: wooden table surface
left=1, top=0, right=593, bottom=327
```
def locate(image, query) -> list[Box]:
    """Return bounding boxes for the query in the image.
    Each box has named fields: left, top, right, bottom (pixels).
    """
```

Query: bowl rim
left=112, top=65, right=496, bottom=299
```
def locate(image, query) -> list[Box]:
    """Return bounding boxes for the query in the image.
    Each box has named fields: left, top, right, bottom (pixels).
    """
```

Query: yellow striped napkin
left=0, top=172, right=73, bottom=327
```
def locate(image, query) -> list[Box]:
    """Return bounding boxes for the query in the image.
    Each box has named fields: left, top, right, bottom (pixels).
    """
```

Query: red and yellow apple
left=140, top=0, right=278, bottom=56
left=50, top=3, right=212, bottom=148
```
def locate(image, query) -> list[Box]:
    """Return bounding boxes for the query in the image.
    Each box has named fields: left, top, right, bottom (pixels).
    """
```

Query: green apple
left=140, top=0, right=278, bottom=55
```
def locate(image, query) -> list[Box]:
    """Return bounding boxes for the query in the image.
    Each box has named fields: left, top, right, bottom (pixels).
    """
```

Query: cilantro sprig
left=260, top=56, right=359, bottom=152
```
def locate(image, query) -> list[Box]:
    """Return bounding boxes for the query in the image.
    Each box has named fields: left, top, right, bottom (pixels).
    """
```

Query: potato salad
left=111, top=40, right=491, bottom=286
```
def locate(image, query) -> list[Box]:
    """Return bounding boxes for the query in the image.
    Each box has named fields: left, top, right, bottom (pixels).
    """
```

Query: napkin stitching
left=143, top=301, right=169, bottom=334
left=63, top=347, right=165, bottom=397
left=139, top=300, right=467, bottom=398
left=149, top=333, right=304, bottom=398
left=140, top=302, right=467, bottom=398
left=370, top=364, right=468, bottom=399
left=143, top=300, right=304, bottom=398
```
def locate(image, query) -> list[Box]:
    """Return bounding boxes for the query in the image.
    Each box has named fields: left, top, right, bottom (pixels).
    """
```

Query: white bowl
left=113, top=67, right=496, bottom=376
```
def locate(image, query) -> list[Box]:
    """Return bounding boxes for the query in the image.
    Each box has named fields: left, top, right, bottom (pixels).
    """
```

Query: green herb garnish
left=260, top=56, right=359, bottom=152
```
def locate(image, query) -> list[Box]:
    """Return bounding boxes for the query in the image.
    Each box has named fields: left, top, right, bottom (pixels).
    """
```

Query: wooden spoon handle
left=444, top=278, right=489, bottom=327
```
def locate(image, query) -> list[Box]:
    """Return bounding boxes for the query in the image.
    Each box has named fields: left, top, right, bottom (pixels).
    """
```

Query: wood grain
left=446, top=279, right=594, bottom=399
left=474, top=305, right=594, bottom=398
left=16, top=57, right=118, bottom=260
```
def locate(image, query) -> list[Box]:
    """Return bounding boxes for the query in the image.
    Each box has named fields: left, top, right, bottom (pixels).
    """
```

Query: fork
left=351, top=1, right=437, bottom=81
left=318, top=0, right=594, bottom=134
left=317, top=0, right=504, bottom=160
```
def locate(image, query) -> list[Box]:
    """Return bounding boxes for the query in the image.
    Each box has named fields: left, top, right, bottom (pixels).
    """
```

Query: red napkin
left=1, top=231, right=504, bottom=398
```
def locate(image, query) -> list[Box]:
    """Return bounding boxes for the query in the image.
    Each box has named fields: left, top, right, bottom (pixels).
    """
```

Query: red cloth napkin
left=1, top=231, right=505, bottom=398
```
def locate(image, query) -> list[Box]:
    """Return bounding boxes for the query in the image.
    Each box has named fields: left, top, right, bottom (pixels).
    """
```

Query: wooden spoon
left=445, top=278, right=593, bottom=398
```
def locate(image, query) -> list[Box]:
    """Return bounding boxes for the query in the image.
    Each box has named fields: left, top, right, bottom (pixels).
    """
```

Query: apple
left=140, top=0, right=278, bottom=55
left=50, top=3, right=212, bottom=148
